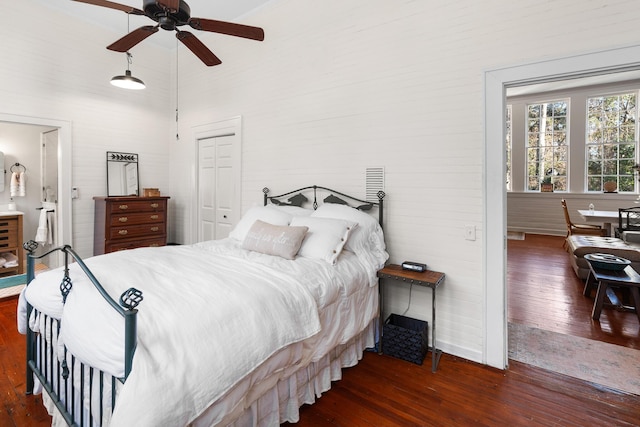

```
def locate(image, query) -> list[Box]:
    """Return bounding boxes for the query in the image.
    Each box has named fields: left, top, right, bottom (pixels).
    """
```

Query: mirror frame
left=107, top=151, right=139, bottom=197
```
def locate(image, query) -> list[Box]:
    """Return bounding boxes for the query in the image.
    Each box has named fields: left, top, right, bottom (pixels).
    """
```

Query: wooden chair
left=561, top=199, right=607, bottom=248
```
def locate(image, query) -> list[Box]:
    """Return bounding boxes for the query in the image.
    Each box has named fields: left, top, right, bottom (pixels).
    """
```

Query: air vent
left=365, top=167, right=384, bottom=202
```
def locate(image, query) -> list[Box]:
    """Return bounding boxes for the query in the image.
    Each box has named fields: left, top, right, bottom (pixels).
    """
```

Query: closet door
left=197, top=134, right=237, bottom=241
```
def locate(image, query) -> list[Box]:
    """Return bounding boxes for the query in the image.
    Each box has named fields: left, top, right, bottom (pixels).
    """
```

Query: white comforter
left=22, top=239, right=374, bottom=426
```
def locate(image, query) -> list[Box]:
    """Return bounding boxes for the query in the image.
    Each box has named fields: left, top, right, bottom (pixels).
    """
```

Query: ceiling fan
left=72, top=0, right=265, bottom=66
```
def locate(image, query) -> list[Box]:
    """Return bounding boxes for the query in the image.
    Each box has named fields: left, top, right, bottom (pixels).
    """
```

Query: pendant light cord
left=176, top=38, right=180, bottom=140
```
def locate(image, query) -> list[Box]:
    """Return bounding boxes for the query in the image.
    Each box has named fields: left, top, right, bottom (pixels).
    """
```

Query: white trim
left=485, top=44, right=640, bottom=369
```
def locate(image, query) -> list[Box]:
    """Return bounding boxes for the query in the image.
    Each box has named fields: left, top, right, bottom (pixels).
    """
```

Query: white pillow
left=266, top=204, right=313, bottom=217
left=242, top=220, right=308, bottom=259
left=290, top=216, right=357, bottom=265
left=229, top=206, right=292, bottom=241
left=311, top=203, right=388, bottom=273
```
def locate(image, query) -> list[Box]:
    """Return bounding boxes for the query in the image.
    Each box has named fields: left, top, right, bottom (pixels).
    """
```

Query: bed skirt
left=41, top=320, right=375, bottom=426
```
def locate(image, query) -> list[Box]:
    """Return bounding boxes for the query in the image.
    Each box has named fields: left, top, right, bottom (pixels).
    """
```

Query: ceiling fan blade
left=107, top=26, right=159, bottom=52
left=176, top=31, right=222, bottom=67
left=156, top=0, right=180, bottom=12
left=71, top=0, right=144, bottom=15
left=188, top=18, right=265, bottom=41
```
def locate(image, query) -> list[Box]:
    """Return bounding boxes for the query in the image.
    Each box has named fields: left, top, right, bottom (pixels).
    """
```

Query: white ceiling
left=38, top=0, right=272, bottom=49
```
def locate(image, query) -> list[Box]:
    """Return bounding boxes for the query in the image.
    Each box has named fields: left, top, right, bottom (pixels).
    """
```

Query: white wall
left=170, top=0, right=640, bottom=362
left=1, top=0, right=173, bottom=257
left=5, top=0, right=640, bottom=365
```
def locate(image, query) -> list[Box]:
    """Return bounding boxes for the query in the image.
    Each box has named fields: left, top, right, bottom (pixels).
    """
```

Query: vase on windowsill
left=541, top=183, right=554, bottom=192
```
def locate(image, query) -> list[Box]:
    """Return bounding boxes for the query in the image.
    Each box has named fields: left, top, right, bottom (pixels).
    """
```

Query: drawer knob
left=149, top=243, right=160, bottom=247
left=151, top=227, right=159, bottom=232
left=119, top=204, right=129, bottom=210
left=150, top=203, right=159, bottom=208
left=118, top=230, right=128, bottom=235
left=119, top=217, right=128, bottom=223
left=150, top=215, right=159, bottom=220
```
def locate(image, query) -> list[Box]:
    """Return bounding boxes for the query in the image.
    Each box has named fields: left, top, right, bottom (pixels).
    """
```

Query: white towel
left=10, top=172, right=25, bottom=197
left=0, top=252, right=18, bottom=267
left=35, top=209, right=48, bottom=244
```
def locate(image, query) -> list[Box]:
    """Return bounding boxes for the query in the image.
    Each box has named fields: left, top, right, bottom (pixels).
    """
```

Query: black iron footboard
left=23, top=241, right=143, bottom=426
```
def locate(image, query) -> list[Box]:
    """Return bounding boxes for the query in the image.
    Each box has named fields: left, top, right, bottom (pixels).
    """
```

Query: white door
left=197, top=134, right=236, bottom=241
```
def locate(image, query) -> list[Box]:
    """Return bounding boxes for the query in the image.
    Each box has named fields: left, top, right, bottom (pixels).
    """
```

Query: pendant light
left=110, top=13, right=145, bottom=90
left=111, top=52, right=145, bottom=90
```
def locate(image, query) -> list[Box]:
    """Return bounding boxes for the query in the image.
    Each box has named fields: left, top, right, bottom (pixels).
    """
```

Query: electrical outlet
left=465, top=225, right=476, bottom=241
left=71, top=187, right=79, bottom=199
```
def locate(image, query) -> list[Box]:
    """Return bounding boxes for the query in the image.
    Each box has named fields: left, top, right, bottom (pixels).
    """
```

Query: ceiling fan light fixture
left=110, top=70, right=146, bottom=90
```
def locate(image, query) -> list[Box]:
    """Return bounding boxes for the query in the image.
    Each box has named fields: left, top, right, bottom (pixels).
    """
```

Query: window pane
left=586, top=92, right=637, bottom=193
left=526, top=100, right=569, bottom=192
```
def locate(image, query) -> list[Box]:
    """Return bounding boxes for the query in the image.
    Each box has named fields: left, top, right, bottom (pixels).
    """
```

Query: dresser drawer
left=106, top=237, right=167, bottom=252
left=109, top=199, right=166, bottom=213
left=109, top=223, right=166, bottom=240
left=0, top=220, right=18, bottom=248
left=109, top=211, right=166, bottom=227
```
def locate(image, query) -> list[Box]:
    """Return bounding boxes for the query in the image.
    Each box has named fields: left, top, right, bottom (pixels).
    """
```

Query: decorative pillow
left=229, top=206, right=292, bottom=242
left=290, top=216, right=357, bottom=265
left=242, top=220, right=308, bottom=259
left=311, top=203, right=389, bottom=274
left=266, top=204, right=313, bottom=217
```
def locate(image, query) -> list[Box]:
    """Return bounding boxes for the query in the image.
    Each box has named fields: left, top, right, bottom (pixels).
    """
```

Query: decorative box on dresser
left=93, top=196, right=170, bottom=255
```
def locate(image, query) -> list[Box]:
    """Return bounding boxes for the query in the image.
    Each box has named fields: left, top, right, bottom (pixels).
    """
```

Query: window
left=506, top=105, right=512, bottom=191
left=586, top=92, right=637, bottom=192
left=526, top=100, right=568, bottom=191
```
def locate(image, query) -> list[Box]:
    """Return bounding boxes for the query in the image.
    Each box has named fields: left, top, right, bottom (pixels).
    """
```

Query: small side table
left=377, top=264, right=445, bottom=372
left=583, top=263, right=640, bottom=322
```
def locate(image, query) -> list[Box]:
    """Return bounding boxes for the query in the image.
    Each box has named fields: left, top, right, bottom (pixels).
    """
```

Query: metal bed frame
left=23, top=185, right=385, bottom=426
left=24, top=241, right=142, bottom=426
left=263, top=185, right=385, bottom=227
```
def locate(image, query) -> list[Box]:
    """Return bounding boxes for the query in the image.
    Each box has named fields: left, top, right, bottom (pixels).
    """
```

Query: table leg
left=592, top=281, right=609, bottom=321
left=630, top=286, right=640, bottom=323
left=431, top=286, right=442, bottom=372
left=583, top=270, right=596, bottom=297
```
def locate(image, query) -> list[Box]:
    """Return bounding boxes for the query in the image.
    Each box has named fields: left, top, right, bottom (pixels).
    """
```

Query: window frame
left=585, top=90, right=638, bottom=193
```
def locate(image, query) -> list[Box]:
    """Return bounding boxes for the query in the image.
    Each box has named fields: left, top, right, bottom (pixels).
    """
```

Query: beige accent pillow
left=242, top=220, right=308, bottom=260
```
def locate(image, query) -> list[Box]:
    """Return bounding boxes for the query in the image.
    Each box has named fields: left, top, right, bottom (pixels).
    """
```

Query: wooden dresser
left=0, top=213, right=24, bottom=276
left=93, top=196, right=170, bottom=255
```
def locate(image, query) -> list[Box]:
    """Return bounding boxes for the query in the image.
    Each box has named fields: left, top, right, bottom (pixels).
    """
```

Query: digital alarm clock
left=401, top=261, right=427, bottom=272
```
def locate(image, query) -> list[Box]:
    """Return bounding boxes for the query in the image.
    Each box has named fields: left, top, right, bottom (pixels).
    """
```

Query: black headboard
left=263, top=185, right=385, bottom=227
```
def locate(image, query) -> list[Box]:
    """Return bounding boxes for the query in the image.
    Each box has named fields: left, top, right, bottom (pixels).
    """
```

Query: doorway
left=0, top=114, right=72, bottom=294
left=484, top=45, right=640, bottom=368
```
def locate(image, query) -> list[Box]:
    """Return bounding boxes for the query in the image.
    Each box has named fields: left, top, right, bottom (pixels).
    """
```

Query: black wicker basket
left=382, top=314, right=429, bottom=365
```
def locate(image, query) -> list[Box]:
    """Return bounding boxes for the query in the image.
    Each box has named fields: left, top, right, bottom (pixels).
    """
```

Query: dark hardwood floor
left=508, top=233, right=640, bottom=348
left=2, top=234, right=639, bottom=426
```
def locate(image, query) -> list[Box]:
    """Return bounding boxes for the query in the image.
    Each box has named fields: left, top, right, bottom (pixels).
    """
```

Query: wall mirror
left=107, top=151, right=139, bottom=196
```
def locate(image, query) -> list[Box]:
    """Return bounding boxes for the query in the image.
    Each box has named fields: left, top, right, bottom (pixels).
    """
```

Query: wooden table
left=583, top=263, right=640, bottom=322
left=577, top=209, right=619, bottom=236
left=377, top=264, right=445, bottom=372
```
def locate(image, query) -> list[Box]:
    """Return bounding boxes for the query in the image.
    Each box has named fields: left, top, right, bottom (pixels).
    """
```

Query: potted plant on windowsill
left=541, top=177, right=554, bottom=192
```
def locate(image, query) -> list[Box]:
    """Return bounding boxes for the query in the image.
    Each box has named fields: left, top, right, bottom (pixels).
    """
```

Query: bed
left=18, top=185, right=387, bottom=426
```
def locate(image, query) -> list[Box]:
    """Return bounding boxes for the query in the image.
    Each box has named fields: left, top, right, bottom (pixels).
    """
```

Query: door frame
left=191, top=116, right=242, bottom=242
left=0, top=113, right=72, bottom=249
left=484, top=45, right=640, bottom=369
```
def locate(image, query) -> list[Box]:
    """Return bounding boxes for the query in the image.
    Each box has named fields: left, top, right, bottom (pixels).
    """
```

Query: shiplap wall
left=4, top=0, right=640, bottom=365
left=170, top=0, right=640, bottom=362
left=1, top=0, right=173, bottom=257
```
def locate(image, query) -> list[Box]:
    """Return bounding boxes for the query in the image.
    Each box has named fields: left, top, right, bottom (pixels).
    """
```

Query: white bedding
left=22, top=238, right=379, bottom=426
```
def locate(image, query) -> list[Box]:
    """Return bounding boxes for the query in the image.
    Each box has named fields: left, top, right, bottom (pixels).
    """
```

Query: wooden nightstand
left=377, top=264, right=445, bottom=372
